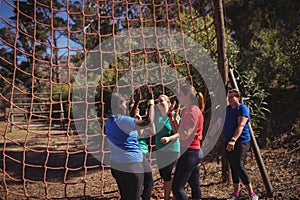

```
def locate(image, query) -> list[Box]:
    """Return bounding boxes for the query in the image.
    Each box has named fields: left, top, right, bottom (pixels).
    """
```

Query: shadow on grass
left=0, top=149, right=106, bottom=182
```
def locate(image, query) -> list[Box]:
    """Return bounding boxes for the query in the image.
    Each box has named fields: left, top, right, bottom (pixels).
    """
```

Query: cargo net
left=0, top=0, right=223, bottom=199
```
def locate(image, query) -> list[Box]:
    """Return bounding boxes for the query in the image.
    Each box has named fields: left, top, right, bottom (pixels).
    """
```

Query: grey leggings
left=225, top=142, right=251, bottom=185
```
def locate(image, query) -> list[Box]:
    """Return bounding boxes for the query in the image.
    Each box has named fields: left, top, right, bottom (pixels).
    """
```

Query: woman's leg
left=141, top=154, right=153, bottom=200
left=172, top=149, right=201, bottom=200
left=164, top=179, right=173, bottom=200
left=236, top=142, right=256, bottom=196
left=188, top=163, right=201, bottom=199
left=111, top=162, right=144, bottom=200
left=157, top=151, right=179, bottom=200
left=236, top=142, right=251, bottom=185
left=226, top=146, right=241, bottom=192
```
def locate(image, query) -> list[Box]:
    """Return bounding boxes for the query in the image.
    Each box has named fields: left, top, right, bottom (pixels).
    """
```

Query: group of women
left=105, top=86, right=258, bottom=200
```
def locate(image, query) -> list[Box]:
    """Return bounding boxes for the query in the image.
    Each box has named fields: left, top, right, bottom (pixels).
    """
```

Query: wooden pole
left=213, top=0, right=228, bottom=84
left=229, top=68, right=273, bottom=197
left=59, top=93, right=65, bottom=130
left=213, top=0, right=229, bottom=182
left=249, top=123, right=274, bottom=197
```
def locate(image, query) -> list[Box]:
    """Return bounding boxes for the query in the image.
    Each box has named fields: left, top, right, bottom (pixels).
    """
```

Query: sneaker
left=227, top=193, right=240, bottom=200
left=249, top=194, right=259, bottom=200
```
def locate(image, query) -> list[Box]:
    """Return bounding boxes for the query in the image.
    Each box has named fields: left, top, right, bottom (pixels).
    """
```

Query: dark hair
left=228, top=89, right=241, bottom=98
left=180, top=85, right=205, bottom=112
left=111, top=93, right=126, bottom=114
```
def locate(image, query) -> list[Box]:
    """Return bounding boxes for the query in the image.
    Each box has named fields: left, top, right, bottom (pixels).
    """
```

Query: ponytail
left=196, top=92, right=205, bottom=112
left=179, top=84, right=205, bottom=112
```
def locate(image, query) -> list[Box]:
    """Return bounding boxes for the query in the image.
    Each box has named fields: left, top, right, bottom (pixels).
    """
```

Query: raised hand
left=134, top=87, right=141, bottom=103
left=174, top=103, right=181, bottom=119
left=130, top=87, right=141, bottom=118
left=167, top=100, right=176, bottom=115
left=168, top=100, right=181, bottom=119
left=146, top=85, right=154, bottom=100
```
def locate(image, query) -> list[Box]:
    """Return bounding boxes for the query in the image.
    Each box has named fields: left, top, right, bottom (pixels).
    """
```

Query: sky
left=0, top=0, right=82, bottom=57
left=0, top=0, right=14, bottom=28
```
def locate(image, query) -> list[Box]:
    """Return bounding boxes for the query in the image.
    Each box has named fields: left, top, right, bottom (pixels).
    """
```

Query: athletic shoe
left=227, top=193, right=240, bottom=200
left=249, top=194, right=259, bottom=200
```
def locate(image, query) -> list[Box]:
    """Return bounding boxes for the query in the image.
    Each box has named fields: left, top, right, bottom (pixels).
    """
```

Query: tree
left=0, top=0, right=68, bottom=96
left=224, top=0, right=300, bottom=89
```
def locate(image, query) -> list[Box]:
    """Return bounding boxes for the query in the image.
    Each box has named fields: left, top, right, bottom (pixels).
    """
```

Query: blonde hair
left=196, top=92, right=205, bottom=112
left=158, top=94, right=171, bottom=106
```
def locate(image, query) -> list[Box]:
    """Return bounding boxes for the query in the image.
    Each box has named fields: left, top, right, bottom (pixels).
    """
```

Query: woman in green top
left=154, top=95, right=180, bottom=200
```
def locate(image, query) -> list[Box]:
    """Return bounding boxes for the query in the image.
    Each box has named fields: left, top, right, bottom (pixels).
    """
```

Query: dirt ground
left=152, top=131, right=300, bottom=200
left=0, top=122, right=299, bottom=200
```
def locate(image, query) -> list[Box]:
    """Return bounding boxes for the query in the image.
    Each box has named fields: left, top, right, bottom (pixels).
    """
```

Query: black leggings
left=225, top=142, right=251, bottom=185
left=111, top=162, right=144, bottom=200
left=141, top=154, right=153, bottom=200
left=172, top=148, right=201, bottom=200
left=156, top=151, right=179, bottom=181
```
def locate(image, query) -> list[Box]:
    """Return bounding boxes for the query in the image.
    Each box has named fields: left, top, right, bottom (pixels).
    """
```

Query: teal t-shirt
left=138, top=138, right=149, bottom=154
left=154, top=113, right=180, bottom=152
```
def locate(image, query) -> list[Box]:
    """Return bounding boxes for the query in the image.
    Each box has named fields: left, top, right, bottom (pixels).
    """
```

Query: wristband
left=148, top=99, right=154, bottom=105
left=230, top=137, right=237, bottom=142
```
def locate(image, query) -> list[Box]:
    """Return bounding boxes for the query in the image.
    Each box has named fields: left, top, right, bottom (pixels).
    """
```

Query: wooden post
left=213, top=0, right=229, bottom=182
left=59, top=92, right=65, bottom=130
left=213, top=0, right=228, bottom=84
left=229, top=68, right=273, bottom=197
left=7, top=107, right=14, bottom=132
left=249, top=123, right=274, bottom=197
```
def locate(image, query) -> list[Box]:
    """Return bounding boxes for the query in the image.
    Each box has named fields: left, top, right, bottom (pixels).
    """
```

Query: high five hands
left=167, top=100, right=180, bottom=121
left=160, top=100, right=180, bottom=144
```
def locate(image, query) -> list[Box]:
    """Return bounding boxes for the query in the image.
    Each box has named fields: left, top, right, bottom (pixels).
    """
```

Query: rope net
left=0, top=0, right=225, bottom=199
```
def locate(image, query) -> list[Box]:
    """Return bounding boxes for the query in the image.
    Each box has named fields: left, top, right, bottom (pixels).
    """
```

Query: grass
left=0, top=121, right=28, bottom=142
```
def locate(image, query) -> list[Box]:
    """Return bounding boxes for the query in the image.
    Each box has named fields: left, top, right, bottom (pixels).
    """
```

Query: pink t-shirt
left=179, top=105, right=203, bottom=149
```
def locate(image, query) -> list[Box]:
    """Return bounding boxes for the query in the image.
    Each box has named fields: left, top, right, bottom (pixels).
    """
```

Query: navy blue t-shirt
left=223, top=103, right=251, bottom=143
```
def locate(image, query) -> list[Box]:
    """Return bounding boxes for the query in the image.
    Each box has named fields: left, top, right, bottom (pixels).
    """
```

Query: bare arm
left=168, top=103, right=180, bottom=133
left=136, top=103, right=154, bottom=128
left=169, top=116, right=180, bottom=134
left=161, top=104, right=181, bottom=144
left=232, top=116, right=248, bottom=141
left=149, top=123, right=156, bottom=136
left=160, top=132, right=180, bottom=144
left=177, top=107, right=198, bottom=141
left=226, top=116, right=248, bottom=151
left=129, top=88, right=141, bottom=118
left=135, top=86, right=154, bottom=130
left=161, top=119, right=196, bottom=143
left=161, top=104, right=200, bottom=143
left=178, top=125, right=197, bottom=141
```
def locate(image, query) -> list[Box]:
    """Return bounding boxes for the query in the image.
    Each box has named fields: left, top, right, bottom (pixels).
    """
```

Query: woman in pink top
left=163, top=85, right=204, bottom=200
